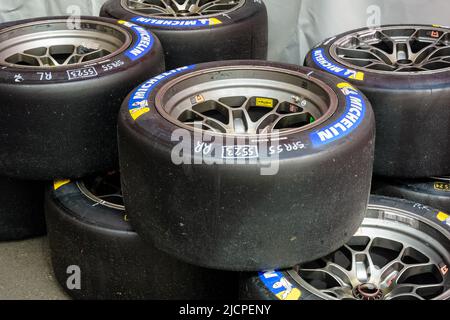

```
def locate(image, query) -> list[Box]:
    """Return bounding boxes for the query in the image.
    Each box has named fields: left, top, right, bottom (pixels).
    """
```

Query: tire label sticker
left=310, top=82, right=366, bottom=147
left=54, top=179, right=71, bottom=190
left=434, top=182, right=450, bottom=192
left=312, top=48, right=365, bottom=81
left=128, top=65, right=196, bottom=120
left=259, top=271, right=301, bottom=300
left=67, top=67, right=98, bottom=80
left=190, top=94, right=205, bottom=105
left=118, top=20, right=154, bottom=61
left=440, top=263, right=449, bottom=275
left=255, top=97, right=274, bottom=108
left=131, top=16, right=222, bottom=28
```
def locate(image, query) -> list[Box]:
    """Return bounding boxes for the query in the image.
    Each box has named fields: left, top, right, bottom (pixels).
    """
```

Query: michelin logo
left=118, top=20, right=154, bottom=61
left=128, top=65, right=196, bottom=120
left=312, top=48, right=365, bottom=81
left=310, top=83, right=366, bottom=147
left=131, top=16, right=222, bottom=28
left=132, top=100, right=149, bottom=109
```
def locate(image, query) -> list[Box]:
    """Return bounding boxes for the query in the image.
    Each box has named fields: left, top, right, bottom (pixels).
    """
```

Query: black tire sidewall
left=0, top=176, right=45, bottom=241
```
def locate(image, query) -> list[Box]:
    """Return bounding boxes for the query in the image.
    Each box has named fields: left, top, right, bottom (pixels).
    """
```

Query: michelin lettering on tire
left=118, top=20, right=154, bottom=61
left=128, top=65, right=196, bottom=120
left=312, top=48, right=365, bottom=81
left=131, top=16, right=224, bottom=28
left=310, top=82, right=366, bottom=147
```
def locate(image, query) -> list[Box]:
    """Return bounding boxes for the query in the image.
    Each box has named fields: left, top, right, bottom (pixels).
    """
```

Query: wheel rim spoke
left=0, top=21, right=129, bottom=69
left=289, top=205, right=450, bottom=300
left=158, top=68, right=332, bottom=136
left=124, top=0, right=243, bottom=18
left=331, top=26, right=450, bottom=73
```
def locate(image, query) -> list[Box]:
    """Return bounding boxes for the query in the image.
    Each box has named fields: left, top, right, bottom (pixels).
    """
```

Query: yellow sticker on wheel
left=54, top=179, right=71, bottom=190
left=190, top=94, right=205, bottom=105
left=255, top=98, right=274, bottom=108
left=437, top=211, right=449, bottom=222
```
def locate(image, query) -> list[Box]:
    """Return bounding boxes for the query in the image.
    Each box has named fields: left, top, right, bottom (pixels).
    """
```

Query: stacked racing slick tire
left=241, top=196, right=450, bottom=300
left=118, top=60, right=376, bottom=271
left=45, top=172, right=237, bottom=300
left=305, top=25, right=450, bottom=178
left=373, top=176, right=450, bottom=213
left=100, top=0, right=268, bottom=69
left=0, top=176, right=46, bottom=241
left=0, top=16, right=164, bottom=180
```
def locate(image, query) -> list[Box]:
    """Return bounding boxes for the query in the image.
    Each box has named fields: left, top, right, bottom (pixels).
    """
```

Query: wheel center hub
left=353, top=283, right=383, bottom=300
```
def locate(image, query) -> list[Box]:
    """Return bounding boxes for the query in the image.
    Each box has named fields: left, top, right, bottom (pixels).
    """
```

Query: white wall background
left=1, top=0, right=450, bottom=64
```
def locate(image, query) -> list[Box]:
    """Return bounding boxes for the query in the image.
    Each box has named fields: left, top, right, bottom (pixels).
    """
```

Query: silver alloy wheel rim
left=77, top=173, right=124, bottom=211
left=288, top=204, right=450, bottom=300
left=330, top=25, right=450, bottom=73
left=122, top=0, right=245, bottom=18
left=155, top=66, right=337, bottom=136
left=0, top=19, right=130, bottom=69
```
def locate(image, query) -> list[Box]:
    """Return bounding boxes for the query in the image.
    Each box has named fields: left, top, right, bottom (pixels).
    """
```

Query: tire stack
left=1, top=4, right=449, bottom=301
left=242, top=24, right=450, bottom=300
left=0, top=0, right=268, bottom=298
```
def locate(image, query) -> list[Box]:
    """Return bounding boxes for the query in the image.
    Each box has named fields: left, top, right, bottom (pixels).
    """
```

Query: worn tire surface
left=0, top=176, right=45, bottom=241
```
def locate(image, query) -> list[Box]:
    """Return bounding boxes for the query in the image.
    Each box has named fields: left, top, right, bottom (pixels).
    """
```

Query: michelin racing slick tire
left=100, top=0, right=268, bottom=69
left=0, top=176, right=45, bottom=241
left=0, top=16, right=164, bottom=180
left=305, top=24, right=450, bottom=178
left=45, top=172, right=237, bottom=300
left=373, top=176, right=450, bottom=213
left=241, top=196, right=450, bottom=300
left=118, top=60, right=376, bottom=271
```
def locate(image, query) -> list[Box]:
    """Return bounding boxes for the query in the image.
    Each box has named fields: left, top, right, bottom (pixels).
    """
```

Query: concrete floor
left=0, top=237, right=69, bottom=300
